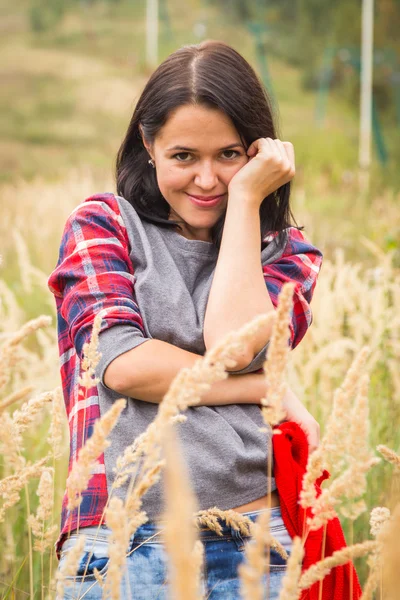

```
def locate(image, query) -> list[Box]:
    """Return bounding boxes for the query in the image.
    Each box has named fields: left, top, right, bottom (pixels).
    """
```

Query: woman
left=49, top=40, right=323, bottom=599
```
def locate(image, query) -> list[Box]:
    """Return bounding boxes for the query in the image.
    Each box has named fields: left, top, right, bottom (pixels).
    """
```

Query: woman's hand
left=227, top=137, right=295, bottom=209
left=281, top=386, right=320, bottom=454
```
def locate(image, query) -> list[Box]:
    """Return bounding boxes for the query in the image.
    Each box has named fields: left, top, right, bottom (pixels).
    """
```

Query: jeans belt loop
left=230, top=526, right=245, bottom=551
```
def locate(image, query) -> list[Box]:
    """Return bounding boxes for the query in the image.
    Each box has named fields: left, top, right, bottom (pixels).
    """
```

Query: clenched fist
left=228, top=137, right=295, bottom=209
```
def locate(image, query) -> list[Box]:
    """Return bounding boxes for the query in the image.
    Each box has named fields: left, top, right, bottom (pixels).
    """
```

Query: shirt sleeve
left=229, top=227, right=323, bottom=375
left=47, top=193, right=151, bottom=390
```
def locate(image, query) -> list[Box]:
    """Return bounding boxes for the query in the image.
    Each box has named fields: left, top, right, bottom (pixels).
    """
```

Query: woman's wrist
left=197, top=372, right=266, bottom=407
left=239, top=373, right=268, bottom=405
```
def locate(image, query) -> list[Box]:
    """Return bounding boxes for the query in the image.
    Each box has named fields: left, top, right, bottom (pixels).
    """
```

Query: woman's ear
left=139, top=124, right=153, bottom=158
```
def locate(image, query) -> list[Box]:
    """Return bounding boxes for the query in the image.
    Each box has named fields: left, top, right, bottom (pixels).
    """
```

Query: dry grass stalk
left=306, top=373, right=379, bottom=530
left=104, top=309, right=281, bottom=561
left=12, top=388, right=54, bottom=433
left=55, top=534, right=86, bottom=598
left=191, top=540, right=205, bottom=597
left=66, top=398, right=126, bottom=510
left=93, top=567, right=105, bottom=589
left=27, top=467, right=58, bottom=552
left=194, top=507, right=253, bottom=537
left=289, top=238, right=400, bottom=419
left=277, top=536, right=304, bottom=600
left=298, top=541, right=377, bottom=590
left=150, top=309, right=277, bottom=439
left=0, top=410, right=24, bottom=469
left=380, top=503, right=400, bottom=600
left=112, top=414, right=185, bottom=489
left=192, top=507, right=287, bottom=559
left=260, top=282, right=295, bottom=427
left=78, top=312, right=103, bottom=392
left=0, top=278, right=25, bottom=336
left=0, top=385, right=34, bottom=413
left=117, top=312, right=276, bottom=536
left=160, top=422, right=203, bottom=600
left=376, top=444, right=400, bottom=468
left=47, top=386, right=65, bottom=459
left=238, top=509, right=274, bottom=600
left=359, top=506, right=391, bottom=600
left=360, top=554, right=381, bottom=600
left=93, top=567, right=105, bottom=588
left=3, top=518, right=16, bottom=566
left=369, top=506, right=391, bottom=537
left=103, top=496, right=131, bottom=600
left=0, top=456, right=48, bottom=523
left=300, top=346, right=370, bottom=511
left=340, top=499, right=368, bottom=522
left=13, top=229, right=35, bottom=295
left=124, top=461, right=163, bottom=536
left=0, top=315, right=52, bottom=391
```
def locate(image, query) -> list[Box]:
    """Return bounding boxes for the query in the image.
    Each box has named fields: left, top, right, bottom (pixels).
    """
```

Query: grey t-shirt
left=95, top=195, right=284, bottom=520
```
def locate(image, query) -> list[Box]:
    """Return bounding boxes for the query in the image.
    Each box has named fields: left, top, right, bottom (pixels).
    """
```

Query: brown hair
left=115, top=39, right=302, bottom=251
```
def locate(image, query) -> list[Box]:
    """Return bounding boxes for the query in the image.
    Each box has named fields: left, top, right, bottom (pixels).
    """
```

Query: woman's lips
left=186, top=193, right=225, bottom=208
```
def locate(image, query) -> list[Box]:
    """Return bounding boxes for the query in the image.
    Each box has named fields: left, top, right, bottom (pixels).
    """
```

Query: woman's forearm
left=198, top=372, right=267, bottom=407
left=104, top=339, right=266, bottom=406
left=203, top=197, right=275, bottom=362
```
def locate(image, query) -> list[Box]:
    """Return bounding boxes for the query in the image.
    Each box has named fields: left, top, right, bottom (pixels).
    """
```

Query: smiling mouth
left=186, top=193, right=225, bottom=201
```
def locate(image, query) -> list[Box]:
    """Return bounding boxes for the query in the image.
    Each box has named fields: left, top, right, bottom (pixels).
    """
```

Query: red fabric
left=272, top=421, right=362, bottom=600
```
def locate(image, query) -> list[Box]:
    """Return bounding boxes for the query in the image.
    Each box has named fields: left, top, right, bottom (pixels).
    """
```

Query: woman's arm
left=281, top=386, right=320, bottom=453
left=204, top=139, right=322, bottom=369
left=204, top=198, right=275, bottom=369
left=104, top=338, right=267, bottom=407
left=203, top=198, right=323, bottom=366
left=105, top=337, right=320, bottom=452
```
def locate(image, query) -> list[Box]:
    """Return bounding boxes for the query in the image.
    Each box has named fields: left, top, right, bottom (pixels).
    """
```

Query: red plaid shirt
left=48, top=192, right=323, bottom=556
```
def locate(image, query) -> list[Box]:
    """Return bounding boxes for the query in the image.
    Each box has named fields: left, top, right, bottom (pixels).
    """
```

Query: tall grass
left=0, top=171, right=399, bottom=597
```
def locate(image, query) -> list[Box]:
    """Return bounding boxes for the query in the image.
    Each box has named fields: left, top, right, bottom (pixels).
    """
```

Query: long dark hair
left=115, top=39, right=303, bottom=251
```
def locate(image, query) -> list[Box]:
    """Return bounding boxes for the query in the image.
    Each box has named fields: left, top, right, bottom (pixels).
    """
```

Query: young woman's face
left=142, top=104, right=249, bottom=241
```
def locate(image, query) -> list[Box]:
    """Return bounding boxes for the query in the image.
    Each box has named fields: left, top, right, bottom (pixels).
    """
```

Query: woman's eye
left=173, top=152, right=192, bottom=162
left=173, top=150, right=240, bottom=162
left=222, top=150, right=240, bottom=159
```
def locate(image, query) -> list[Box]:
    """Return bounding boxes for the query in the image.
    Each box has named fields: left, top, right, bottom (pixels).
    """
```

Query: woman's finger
left=246, top=137, right=269, bottom=158
left=308, top=423, right=320, bottom=454
left=265, top=137, right=281, bottom=163
left=282, top=141, right=295, bottom=172
left=300, top=420, right=319, bottom=454
left=273, top=139, right=288, bottom=164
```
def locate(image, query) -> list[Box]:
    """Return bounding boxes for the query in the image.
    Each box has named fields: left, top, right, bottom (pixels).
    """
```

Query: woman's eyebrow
left=166, top=143, right=244, bottom=152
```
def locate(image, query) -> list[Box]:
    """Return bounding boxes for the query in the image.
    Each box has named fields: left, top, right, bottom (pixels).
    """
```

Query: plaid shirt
left=47, top=192, right=323, bottom=556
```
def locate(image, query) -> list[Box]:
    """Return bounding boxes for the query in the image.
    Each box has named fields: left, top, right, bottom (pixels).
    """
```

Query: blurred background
left=0, top=0, right=399, bottom=596
left=1, top=0, right=400, bottom=273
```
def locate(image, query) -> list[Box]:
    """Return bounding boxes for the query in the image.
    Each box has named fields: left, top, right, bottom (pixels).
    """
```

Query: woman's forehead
left=156, top=104, right=240, bottom=148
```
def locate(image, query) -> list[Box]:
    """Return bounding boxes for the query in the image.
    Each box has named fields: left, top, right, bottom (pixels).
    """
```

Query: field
left=0, top=0, right=400, bottom=598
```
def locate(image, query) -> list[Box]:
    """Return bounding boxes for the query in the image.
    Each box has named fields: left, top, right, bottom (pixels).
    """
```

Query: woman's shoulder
left=263, top=226, right=322, bottom=258
left=58, top=193, right=141, bottom=255
left=71, top=192, right=125, bottom=219
left=67, top=192, right=142, bottom=230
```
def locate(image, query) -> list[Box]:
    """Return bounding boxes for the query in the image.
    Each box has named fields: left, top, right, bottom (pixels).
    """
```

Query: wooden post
left=359, top=0, right=374, bottom=191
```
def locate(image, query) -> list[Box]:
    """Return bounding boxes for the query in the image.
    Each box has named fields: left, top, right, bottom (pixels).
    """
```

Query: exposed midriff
left=230, top=489, right=280, bottom=513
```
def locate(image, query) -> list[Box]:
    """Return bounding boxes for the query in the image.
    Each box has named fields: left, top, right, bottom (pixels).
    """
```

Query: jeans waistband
left=134, top=506, right=283, bottom=539
left=242, top=506, right=281, bottom=516
left=64, top=506, right=283, bottom=547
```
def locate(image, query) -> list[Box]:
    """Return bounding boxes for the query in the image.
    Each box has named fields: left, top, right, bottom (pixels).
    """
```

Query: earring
left=148, top=159, right=155, bottom=168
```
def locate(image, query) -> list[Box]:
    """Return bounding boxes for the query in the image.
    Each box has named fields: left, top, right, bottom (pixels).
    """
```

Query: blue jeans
left=57, top=506, right=292, bottom=599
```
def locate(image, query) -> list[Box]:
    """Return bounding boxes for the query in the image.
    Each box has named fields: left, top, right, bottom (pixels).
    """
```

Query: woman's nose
left=194, top=162, right=219, bottom=190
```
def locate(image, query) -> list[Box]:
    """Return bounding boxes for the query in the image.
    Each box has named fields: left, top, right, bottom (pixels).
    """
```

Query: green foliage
left=207, top=0, right=400, bottom=126
left=29, top=0, right=66, bottom=32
